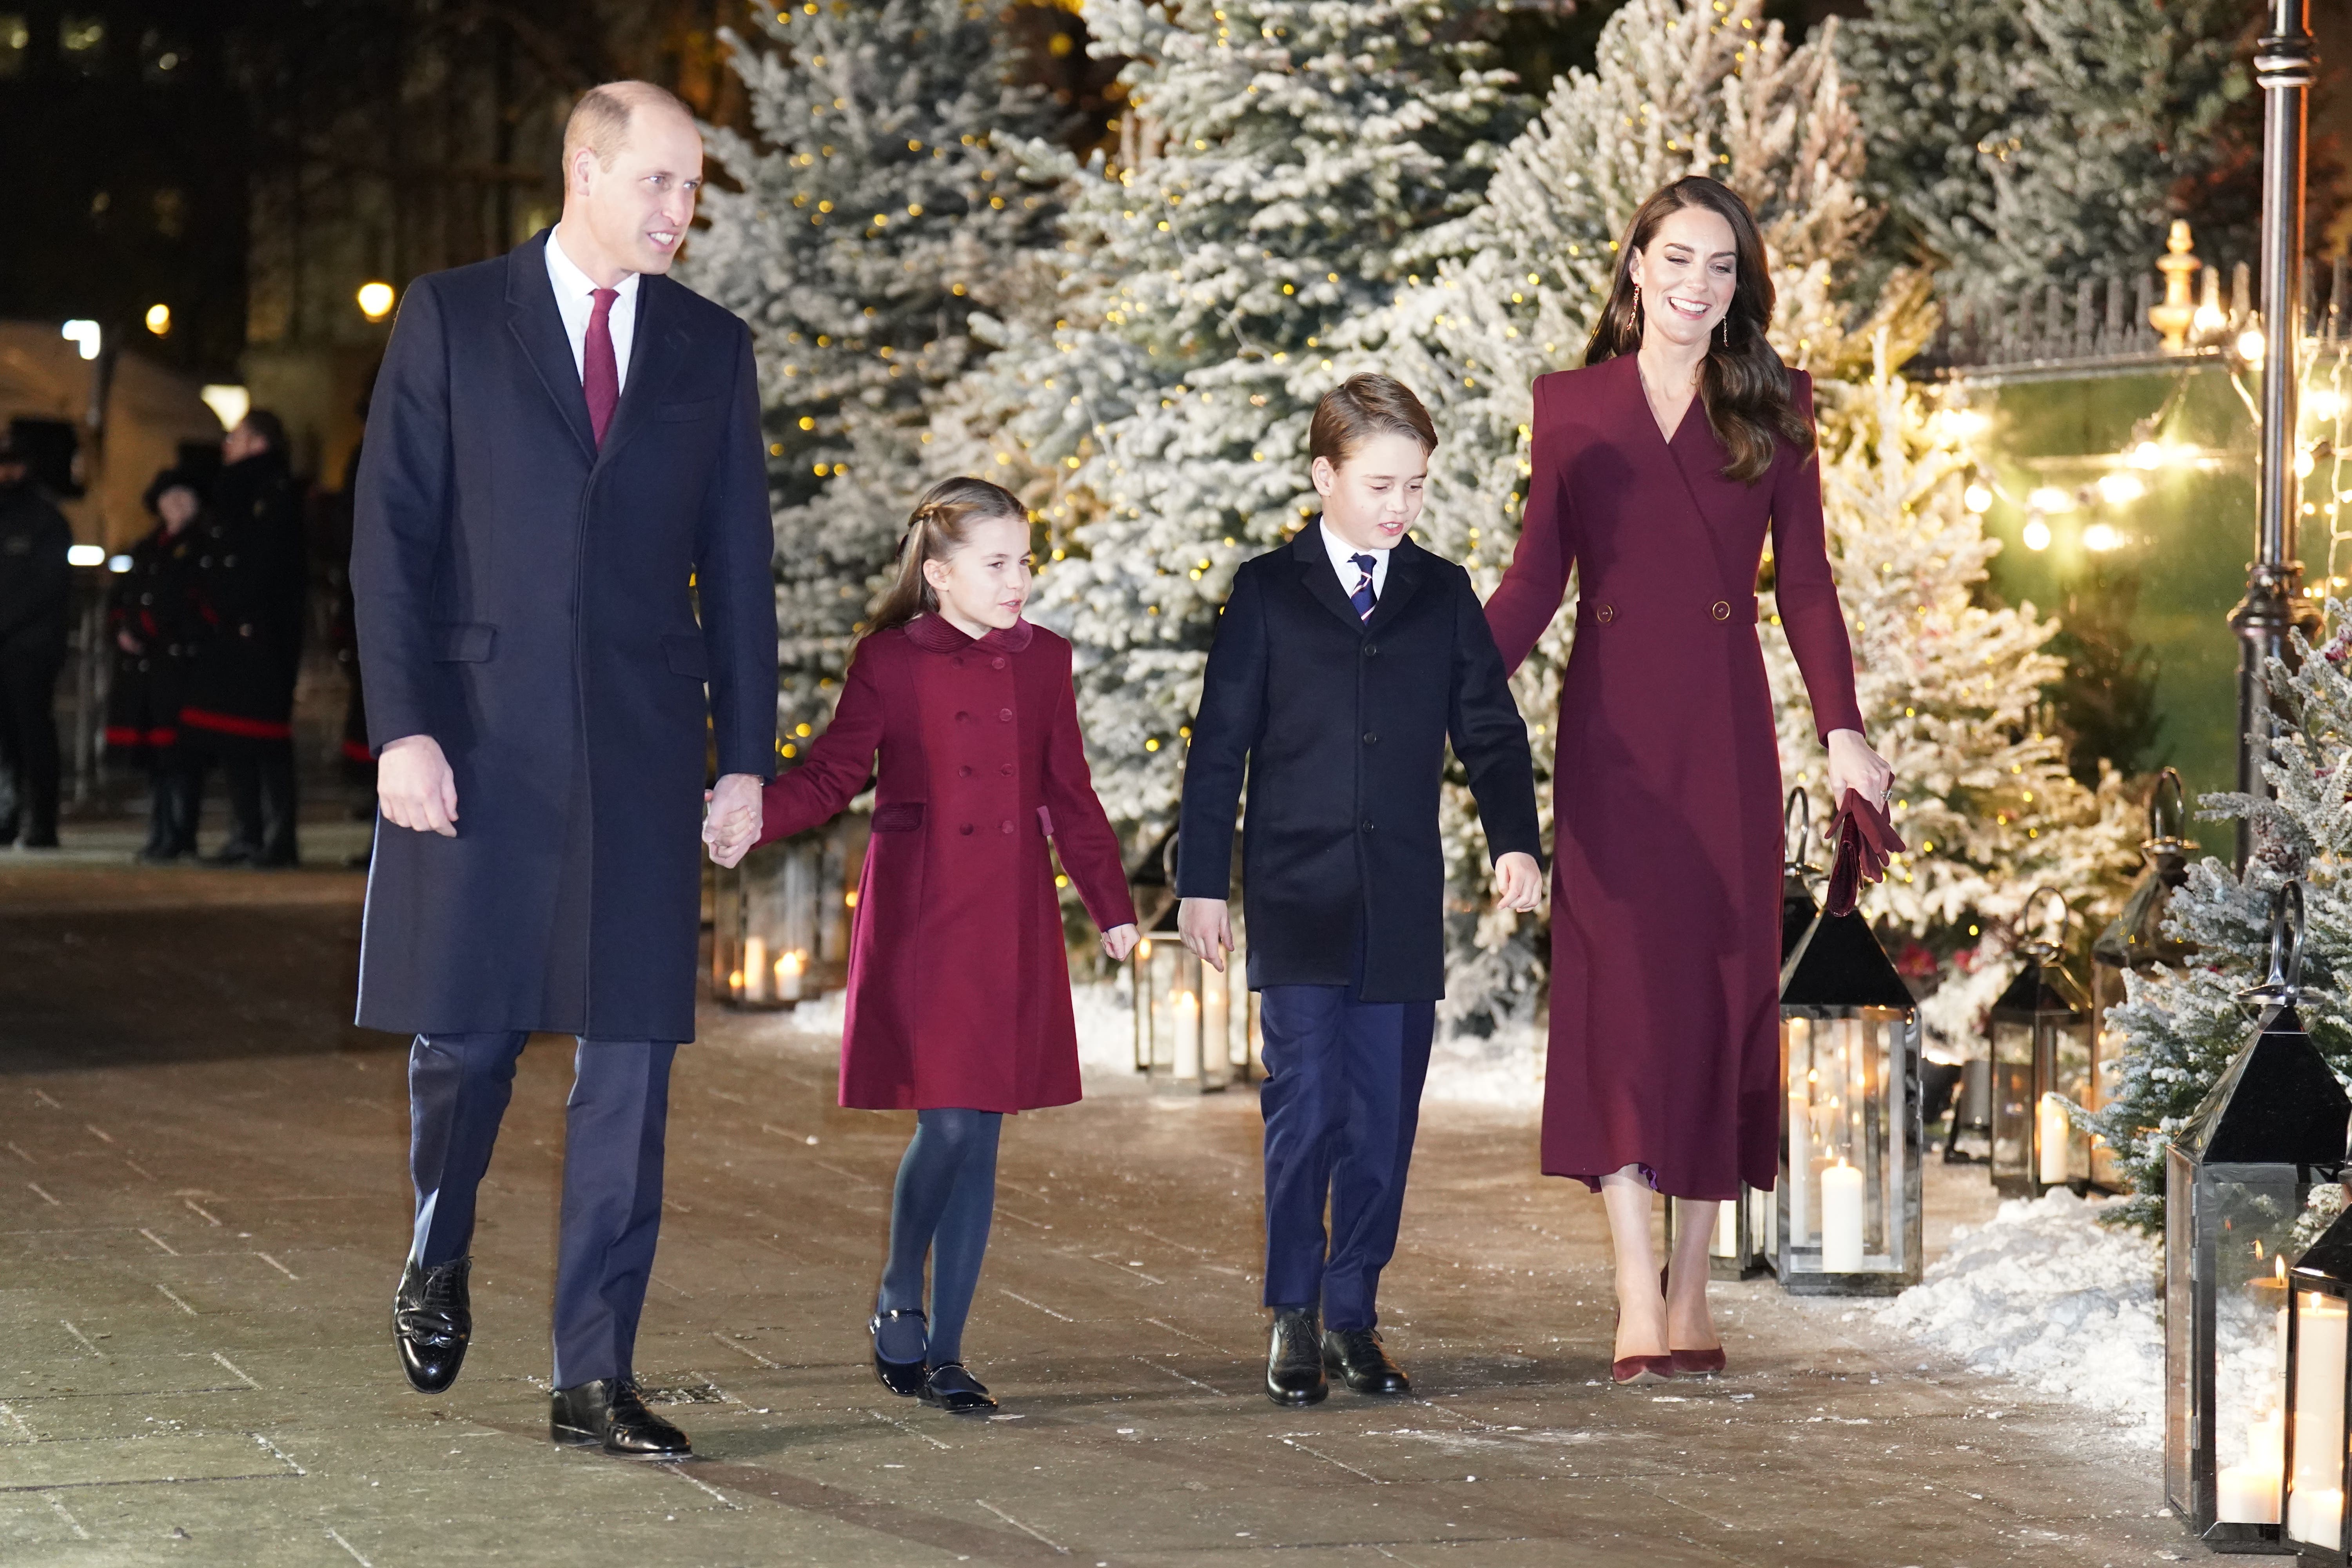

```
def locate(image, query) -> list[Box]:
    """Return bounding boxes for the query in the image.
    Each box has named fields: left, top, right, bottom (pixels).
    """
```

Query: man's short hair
left=562, top=80, right=695, bottom=174
left=1309, top=373, right=1437, bottom=467
left=238, top=409, right=287, bottom=453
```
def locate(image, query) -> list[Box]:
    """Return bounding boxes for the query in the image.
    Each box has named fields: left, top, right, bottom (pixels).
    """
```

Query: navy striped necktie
left=1348, top=554, right=1378, bottom=620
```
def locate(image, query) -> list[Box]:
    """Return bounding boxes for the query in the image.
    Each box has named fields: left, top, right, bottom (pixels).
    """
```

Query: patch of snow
left=1877, top=1189, right=2163, bottom=1444
left=1423, top=1019, right=1545, bottom=1111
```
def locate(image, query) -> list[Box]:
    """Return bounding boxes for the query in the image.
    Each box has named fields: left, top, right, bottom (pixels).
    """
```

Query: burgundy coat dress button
left=1000, top=820, right=1015, bottom=835
left=956, top=710, right=969, bottom=721
left=998, top=708, right=1013, bottom=722
left=999, top=763, right=1014, bottom=776
left=958, top=765, right=973, bottom=777
left=959, top=823, right=974, bottom=836
left=953, top=656, right=964, bottom=667
left=991, top=656, right=1007, bottom=670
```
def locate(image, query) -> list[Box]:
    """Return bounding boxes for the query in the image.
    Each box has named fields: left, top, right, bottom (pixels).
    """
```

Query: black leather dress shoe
left=392, top=1256, right=471, bottom=1394
left=1323, top=1327, right=1412, bottom=1396
left=1265, top=1307, right=1329, bottom=1406
left=550, top=1377, right=692, bottom=1457
left=918, top=1361, right=998, bottom=1413
left=871, top=1307, right=928, bottom=1397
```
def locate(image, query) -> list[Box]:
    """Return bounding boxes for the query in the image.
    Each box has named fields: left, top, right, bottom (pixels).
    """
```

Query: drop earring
left=1632, top=283, right=1643, bottom=342
left=1719, top=314, right=1730, bottom=349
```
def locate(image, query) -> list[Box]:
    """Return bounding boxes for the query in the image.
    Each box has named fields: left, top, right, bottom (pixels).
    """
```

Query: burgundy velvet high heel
left=1610, top=1307, right=1674, bottom=1386
left=1669, top=1347, right=1727, bottom=1377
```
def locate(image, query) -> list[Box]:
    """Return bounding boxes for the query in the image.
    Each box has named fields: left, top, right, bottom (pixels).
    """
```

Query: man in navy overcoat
left=352, top=81, right=776, bottom=1457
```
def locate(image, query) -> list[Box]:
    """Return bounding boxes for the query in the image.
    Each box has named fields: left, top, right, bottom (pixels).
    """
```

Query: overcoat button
left=1596, top=603, right=1615, bottom=624
left=999, top=763, right=1014, bottom=776
left=1711, top=600, right=1731, bottom=621
left=991, top=656, right=1007, bottom=670
left=1000, top=820, right=1015, bottom=835
left=959, top=823, right=974, bottom=836
left=1363, top=731, right=1377, bottom=745
left=955, top=710, right=969, bottom=721
left=958, top=765, right=973, bottom=778
left=1361, top=819, right=1376, bottom=833
left=1363, top=644, right=1378, bottom=657
left=998, top=708, right=1013, bottom=722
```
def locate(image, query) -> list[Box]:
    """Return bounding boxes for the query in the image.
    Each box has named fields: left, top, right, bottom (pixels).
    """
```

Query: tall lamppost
left=2231, top=0, right=2321, bottom=869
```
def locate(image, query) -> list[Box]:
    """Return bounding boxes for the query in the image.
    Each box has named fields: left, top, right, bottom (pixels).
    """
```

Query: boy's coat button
left=1360, top=820, right=1375, bottom=833
left=1362, top=643, right=1378, bottom=657
left=1362, top=731, right=1377, bottom=745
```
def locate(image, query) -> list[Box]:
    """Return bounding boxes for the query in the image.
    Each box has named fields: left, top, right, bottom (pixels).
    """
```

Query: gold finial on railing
left=2151, top=220, right=2201, bottom=352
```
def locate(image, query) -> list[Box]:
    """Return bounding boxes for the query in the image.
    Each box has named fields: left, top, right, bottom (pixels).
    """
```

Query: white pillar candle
left=742, top=935, right=769, bottom=1003
left=775, top=949, right=804, bottom=1001
left=2037, top=1094, right=2072, bottom=1187
left=1712, top=1196, right=1737, bottom=1259
left=2292, top=1294, right=2350, bottom=1548
left=1820, top=1161, right=1866, bottom=1273
left=2219, top=1413, right=2286, bottom=1524
left=1173, top=990, right=1202, bottom=1082
left=1787, top=1095, right=1811, bottom=1245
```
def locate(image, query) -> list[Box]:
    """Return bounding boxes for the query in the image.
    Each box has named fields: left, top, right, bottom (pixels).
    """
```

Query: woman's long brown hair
left=861, top=475, right=1027, bottom=642
left=1583, top=176, right=1812, bottom=485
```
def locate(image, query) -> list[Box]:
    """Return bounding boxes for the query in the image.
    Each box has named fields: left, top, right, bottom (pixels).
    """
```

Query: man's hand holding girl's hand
left=702, top=774, right=764, bottom=868
left=1101, top=923, right=1140, bottom=962
left=1494, top=851, right=1544, bottom=913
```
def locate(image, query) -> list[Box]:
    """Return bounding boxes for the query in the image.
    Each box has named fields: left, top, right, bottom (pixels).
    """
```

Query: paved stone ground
left=0, top=847, right=2189, bottom=1567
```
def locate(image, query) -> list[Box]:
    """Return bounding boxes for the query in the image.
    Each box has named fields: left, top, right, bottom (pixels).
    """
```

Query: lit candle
left=2218, top=1413, right=2285, bottom=1524
left=742, top=935, right=769, bottom=1003
left=1173, top=990, right=1201, bottom=1081
left=2292, top=1293, right=2350, bottom=1547
left=2037, top=1094, right=2071, bottom=1187
left=775, top=949, right=805, bottom=1001
left=1787, top=1094, right=1811, bottom=1245
left=1820, top=1161, right=1865, bottom=1273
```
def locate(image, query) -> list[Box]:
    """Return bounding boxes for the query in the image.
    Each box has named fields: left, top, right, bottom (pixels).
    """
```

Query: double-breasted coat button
left=991, top=656, right=1007, bottom=670
left=955, top=710, right=969, bottom=721
left=958, top=765, right=973, bottom=777
left=1000, top=820, right=1015, bottom=835
left=999, top=763, right=1014, bottom=776
left=1596, top=603, right=1616, bottom=624
left=952, top=656, right=964, bottom=667
left=959, top=823, right=974, bottom=836
left=998, top=708, right=1013, bottom=722
left=1363, top=731, right=1378, bottom=744
left=1710, top=600, right=1731, bottom=621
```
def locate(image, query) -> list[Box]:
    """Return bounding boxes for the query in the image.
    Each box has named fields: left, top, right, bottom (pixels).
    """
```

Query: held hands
left=1825, top=728, right=1895, bottom=813
left=1178, top=896, right=1235, bottom=974
left=1101, top=923, right=1141, bottom=963
left=378, top=734, right=459, bottom=836
left=1494, top=851, right=1544, bottom=913
left=702, top=773, right=763, bottom=868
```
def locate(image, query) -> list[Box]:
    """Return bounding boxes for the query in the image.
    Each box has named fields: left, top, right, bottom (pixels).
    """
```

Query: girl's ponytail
left=861, top=476, right=1027, bottom=642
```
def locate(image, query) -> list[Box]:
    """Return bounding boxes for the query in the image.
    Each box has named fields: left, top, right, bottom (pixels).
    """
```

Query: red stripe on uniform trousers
left=179, top=707, right=294, bottom=740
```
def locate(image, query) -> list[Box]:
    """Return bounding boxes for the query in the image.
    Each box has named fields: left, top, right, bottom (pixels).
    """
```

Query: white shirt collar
left=1321, top=521, right=1391, bottom=598
left=546, top=225, right=637, bottom=303
left=544, top=226, right=640, bottom=391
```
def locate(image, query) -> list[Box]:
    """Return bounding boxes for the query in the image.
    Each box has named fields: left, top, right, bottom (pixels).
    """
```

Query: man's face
left=156, top=486, right=198, bottom=530
left=0, top=460, right=25, bottom=488
left=572, top=105, right=703, bottom=277
left=222, top=422, right=266, bottom=464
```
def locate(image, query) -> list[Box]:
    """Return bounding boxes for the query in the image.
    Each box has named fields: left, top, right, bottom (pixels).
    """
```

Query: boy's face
left=1312, top=431, right=1428, bottom=553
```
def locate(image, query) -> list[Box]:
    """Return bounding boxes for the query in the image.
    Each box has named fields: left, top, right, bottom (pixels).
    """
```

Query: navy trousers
left=408, top=1032, right=676, bottom=1388
left=1256, top=964, right=1437, bottom=1332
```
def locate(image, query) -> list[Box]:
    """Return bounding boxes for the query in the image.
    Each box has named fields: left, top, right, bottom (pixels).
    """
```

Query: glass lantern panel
left=1989, top=1021, right=2034, bottom=1182
left=2207, top=1172, right=2298, bottom=1523
left=2165, top=1145, right=2194, bottom=1514
left=1781, top=1012, right=1902, bottom=1275
left=2290, top=1289, right=2350, bottom=1547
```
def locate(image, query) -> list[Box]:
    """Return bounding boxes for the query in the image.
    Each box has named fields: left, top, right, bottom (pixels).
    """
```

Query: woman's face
left=1628, top=204, right=1739, bottom=351
left=922, top=512, right=1033, bottom=633
left=156, top=486, right=198, bottom=532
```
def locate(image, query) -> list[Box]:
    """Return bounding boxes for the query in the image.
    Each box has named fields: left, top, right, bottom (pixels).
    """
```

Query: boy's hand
left=1178, top=897, right=1234, bottom=973
left=1101, top=923, right=1140, bottom=962
left=1494, top=851, right=1544, bottom=913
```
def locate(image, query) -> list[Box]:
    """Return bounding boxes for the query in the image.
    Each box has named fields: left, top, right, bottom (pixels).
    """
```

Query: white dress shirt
left=1321, top=523, right=1391, bottom=603
left=544, top=226, right=640, bottom=394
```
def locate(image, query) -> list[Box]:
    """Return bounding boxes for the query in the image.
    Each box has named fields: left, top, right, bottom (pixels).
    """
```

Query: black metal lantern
left=711, top=822, right=857, bottom=1008
left=2173, top=883, right=2349, bottom=1551
left=2091, top=769, right=2195, bottom=1189
left=1987, top=887, right=2095, bottom=1196
left=1128, top=837, right=1258, bottom=1089
left=1772, top=815, right=1925, bottom=1296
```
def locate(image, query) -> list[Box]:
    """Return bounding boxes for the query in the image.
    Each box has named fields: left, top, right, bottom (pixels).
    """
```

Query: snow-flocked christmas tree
left=2091, top=615, right=2352, bottom=1229
left=689, top=1, right=1076, bottom=746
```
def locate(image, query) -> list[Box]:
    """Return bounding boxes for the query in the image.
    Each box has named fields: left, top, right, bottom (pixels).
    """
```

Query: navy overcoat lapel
left=595, top=276, right=692, bottom=468
left=505, top=230, right=598, bottom=463
left=1292, top=520, right=1370, bottom=634
left=1363, top=538, right=1429, bottom=632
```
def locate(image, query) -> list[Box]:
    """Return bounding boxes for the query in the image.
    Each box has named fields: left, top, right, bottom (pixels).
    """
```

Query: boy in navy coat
left=1177, top=374, right=1544, bottom=1406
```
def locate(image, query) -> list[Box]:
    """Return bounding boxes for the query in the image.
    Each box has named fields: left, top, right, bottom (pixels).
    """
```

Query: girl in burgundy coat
left=747, top=477, right=1139, bottom=1413
left=1484, top=178, right=1893, bottom=1383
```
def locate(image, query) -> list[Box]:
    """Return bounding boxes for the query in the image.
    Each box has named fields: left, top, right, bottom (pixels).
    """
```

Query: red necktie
left=583, top=287, right=619, bottom=446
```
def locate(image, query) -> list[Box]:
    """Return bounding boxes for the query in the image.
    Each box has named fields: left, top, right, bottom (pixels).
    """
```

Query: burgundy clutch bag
left=1822, top=790, right=1906, bottom=918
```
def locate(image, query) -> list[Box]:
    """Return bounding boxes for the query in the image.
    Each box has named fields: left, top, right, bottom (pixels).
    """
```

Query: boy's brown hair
left=1308, top=373, right=1437, bottom=467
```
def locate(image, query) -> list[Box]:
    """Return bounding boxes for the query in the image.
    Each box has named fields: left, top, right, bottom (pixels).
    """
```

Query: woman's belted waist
left=1573, top=594, right=1760, bottom=628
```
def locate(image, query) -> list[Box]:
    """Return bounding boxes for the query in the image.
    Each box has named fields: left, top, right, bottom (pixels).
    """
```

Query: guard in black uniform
left=0, top=433, right=74, bottom=849
left=182, top=410, right=307, bottom=867
left=107, top=468, right=207, bottom=860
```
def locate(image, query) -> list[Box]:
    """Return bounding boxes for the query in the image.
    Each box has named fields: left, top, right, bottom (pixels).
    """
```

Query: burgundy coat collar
left=903, top=613, right=1036, bottom=655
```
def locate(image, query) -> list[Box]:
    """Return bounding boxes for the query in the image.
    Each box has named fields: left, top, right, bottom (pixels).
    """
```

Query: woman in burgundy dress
left=1485, top=178, right=1892, bottom=1383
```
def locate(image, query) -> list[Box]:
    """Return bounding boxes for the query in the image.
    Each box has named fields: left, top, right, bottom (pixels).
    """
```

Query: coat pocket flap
left=657, top=397, right=719, bottom=423
left=661, top=633, right=710, bottom=679
left=872, top=802, right=926, bottom=833
left=431, top=622, right=495, bottom=662
left=1036, top=805, right=1056, bottom=838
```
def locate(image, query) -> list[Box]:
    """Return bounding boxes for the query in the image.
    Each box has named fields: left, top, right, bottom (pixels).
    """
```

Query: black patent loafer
left=550, top=1376, right=692, bottom=1457
left=392, top=1256, right=472, bottom=1394
left=1265, top=1306, right=1328, bottom=1407
left=918, top=1361, right=998, bottom=1414
left=871, top=1306, right=928, bottom=1398
left=1322, top=1327, right=1412, bottom=1396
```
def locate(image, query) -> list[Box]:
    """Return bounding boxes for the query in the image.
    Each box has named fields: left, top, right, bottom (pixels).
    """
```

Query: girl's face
left=1312, top=430, right=1428, bottom=553
left=156, top=486, right=199, bottom=532
left=1628, top=204, right=1739, bottom=350
left=922, top=512, right=1033, bottom=635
